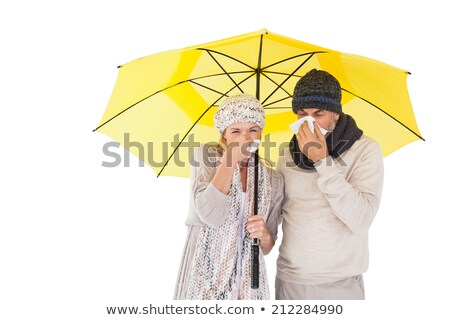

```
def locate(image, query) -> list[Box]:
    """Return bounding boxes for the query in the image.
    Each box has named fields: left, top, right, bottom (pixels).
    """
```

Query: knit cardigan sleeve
left=313, top=139, right=384, bottom=235
left=190, top=146, right=229, bottom=228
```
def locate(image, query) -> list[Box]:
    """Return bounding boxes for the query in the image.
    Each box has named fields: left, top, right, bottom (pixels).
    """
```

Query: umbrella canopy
left=94, top=29, right=423, bottom=177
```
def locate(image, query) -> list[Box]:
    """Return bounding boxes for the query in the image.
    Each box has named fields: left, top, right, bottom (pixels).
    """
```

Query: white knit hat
left=214, top=94, right=265, bottom=133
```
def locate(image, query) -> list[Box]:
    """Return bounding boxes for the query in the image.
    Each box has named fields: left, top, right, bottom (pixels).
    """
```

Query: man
left=276, top=69, right=384, bottom=300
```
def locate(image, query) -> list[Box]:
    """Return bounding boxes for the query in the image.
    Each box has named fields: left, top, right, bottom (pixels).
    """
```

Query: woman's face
left=223, top=122, right=262, bottom=145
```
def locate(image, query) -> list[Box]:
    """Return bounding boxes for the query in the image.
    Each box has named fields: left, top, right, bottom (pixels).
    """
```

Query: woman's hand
left=247, top=215, right=275, bottom=255
left=223, top=135, right=253, bottom=168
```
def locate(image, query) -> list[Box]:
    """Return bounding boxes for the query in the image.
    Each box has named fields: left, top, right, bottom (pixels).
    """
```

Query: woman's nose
left=242, top=131, right=251, bottom=138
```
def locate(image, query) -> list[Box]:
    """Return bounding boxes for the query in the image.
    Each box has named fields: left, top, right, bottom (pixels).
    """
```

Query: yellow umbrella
left=94, top=29, right=423, bottom=177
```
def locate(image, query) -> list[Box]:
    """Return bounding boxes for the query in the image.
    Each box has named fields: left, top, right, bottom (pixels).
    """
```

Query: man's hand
left=296, top=120, right=328, bottom=162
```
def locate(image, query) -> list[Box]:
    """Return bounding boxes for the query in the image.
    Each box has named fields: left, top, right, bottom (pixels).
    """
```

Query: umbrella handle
left=251, top=241, right=260, bottom=289
left=251, top=151, right=259, bottom=289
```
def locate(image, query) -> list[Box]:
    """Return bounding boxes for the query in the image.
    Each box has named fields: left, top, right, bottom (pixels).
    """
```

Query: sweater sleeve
left=264, top=170, right=284, bottom=242
left=190, top=146, right=230, bottom=228
left=314, top=140, right=384, bottom=235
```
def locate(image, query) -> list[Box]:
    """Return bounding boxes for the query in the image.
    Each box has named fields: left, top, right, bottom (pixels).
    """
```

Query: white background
left=1, top=1, right=449, bottom=319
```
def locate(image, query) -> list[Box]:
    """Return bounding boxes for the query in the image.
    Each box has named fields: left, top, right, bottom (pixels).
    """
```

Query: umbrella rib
left=263, top=97, right=292, bottom=108
left=93, top=87, right=171, bottom=132
left=205, top=50, right=244, bottom=94
left=156, top=105, right=213, bottom=177
left=260, top=72, right=292, bottom=97
left=261, top=51, right=328, bottom=70
left=189, top=80, right=228, bottom=96
left=263, top=70, right=301, bottom=78
left=189, top=70, right=254, bottom=82
left=197, top=48, right=255, bottom=70
left=261, top=53, right=315, bottom=105
left=157, top=104, right=215, bottom=177
left=189, top=72, right=255, bottom=97
left=342, top=89, right=425, bottom=141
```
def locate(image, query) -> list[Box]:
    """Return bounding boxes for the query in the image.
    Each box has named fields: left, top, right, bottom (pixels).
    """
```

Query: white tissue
left=289, top=116, right=328, bottom=136
left=247, top=139, right=260, bottom=153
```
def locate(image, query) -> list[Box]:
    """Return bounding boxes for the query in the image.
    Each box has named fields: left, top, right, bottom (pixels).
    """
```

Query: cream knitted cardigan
left=175, top=145, right=284, bottom=299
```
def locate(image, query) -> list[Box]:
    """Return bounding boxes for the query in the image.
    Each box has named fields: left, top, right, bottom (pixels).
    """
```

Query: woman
left=174, top=94, right=284, bottom=300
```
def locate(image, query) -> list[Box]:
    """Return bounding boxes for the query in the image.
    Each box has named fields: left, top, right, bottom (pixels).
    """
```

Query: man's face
left=297, top=108, right=340, bottom=132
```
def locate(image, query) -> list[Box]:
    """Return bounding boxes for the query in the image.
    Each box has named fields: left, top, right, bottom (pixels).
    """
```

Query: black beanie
left=292, top=69, right=342, bottom=114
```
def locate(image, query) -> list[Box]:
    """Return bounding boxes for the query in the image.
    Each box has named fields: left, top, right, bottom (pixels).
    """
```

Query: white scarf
left=186, top=155, right=272, bottom=299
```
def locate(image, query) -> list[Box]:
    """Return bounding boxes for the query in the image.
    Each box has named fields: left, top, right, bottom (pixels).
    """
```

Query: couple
left=174, top=69, right=384, bottom=300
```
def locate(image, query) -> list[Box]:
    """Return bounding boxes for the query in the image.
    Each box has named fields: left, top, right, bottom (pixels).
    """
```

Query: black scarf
left=289, top=114, right=363, bottom=170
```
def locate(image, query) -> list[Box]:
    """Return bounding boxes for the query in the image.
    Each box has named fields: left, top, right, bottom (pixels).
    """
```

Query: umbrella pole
left=251, top=150, right=259, bottom=289
left=251, top=33, right=264, bottom=290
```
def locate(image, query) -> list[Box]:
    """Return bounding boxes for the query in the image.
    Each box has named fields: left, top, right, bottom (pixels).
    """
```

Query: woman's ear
left=220, top=133, right=227, bottom=147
